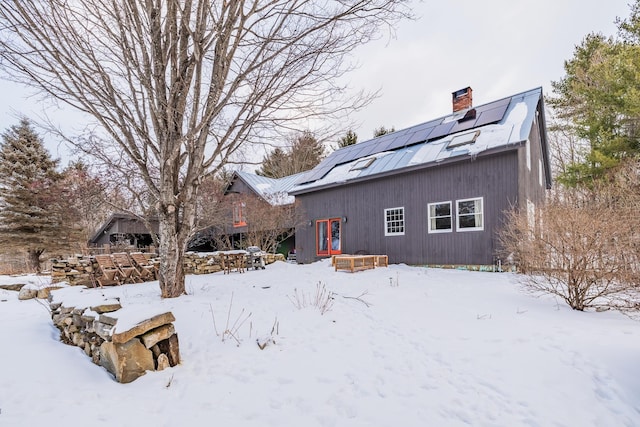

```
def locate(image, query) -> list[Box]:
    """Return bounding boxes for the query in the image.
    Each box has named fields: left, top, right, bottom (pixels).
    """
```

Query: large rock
left=0, top=283, right=25, bottom=292
left=140, top=324, right=175, bottom=349
left=18, top=286, right=38, bottom=300
left=37, top=286, right=64, bottom=299
left=156, top=353, right=170, bottom=371
left=156, top=334, right=180, bottom=367
left=90, top=301, right=122, bottom=314
left=99, top=338, right=155, bottom=383
left=111, top=312, right=176, bottom=344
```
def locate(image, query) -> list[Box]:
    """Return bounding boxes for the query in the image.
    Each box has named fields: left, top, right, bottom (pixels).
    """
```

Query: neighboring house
left=88, top=172, right=302, bottom=253
left=289, top=87, right=551, bottom=267
left=224, top=170, right=300, bottom=226
left=221, top=170, right=304, bottom=253
left=88, top=213, right=158, bottom=249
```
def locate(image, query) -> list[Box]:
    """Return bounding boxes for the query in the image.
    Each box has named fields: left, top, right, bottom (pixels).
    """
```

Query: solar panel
left=384, top=132, right=415, bottom=150
left=374, top=135, right=404, bottom=152
left=474, top=98, right=510, bottom=127
left=293, top=90, right=526, bottom=187
left=449, top=117, right=478, bottom=134
left=357, top=143, right=380, bottom=158
left=427, top=121, right=456, bottom=141
left=475, top=105, right=508, bottom=127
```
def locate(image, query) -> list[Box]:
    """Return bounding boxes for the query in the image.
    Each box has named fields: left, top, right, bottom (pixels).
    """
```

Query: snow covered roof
left=227, top=170, right=303, bottom=205
left=290, top=87, right=547, bottom=195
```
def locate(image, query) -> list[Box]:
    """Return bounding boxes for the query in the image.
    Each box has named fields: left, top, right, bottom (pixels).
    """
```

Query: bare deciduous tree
left=0, top=0, right=410, bottom=297
left=498, top=167, right=640, bottom=312
left=242, top=194, right=304, bottom=254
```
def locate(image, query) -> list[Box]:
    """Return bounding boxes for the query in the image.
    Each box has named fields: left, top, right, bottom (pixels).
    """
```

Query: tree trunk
left=157, top=215, right=186, bottom=298
left=27, top=249, right=43, bottom=273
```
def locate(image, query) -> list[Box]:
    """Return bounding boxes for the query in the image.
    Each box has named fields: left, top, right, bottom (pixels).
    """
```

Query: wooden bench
left=334, top=255, right=376, bottom=273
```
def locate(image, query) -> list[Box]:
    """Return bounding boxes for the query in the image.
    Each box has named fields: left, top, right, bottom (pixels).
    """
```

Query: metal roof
left=231, top=170, right=303, bottom=205
left=291, top=87, right=545, bottom=195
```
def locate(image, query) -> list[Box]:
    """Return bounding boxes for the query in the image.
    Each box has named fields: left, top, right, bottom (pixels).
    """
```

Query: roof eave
left=289, top=142, right=526, bottom=196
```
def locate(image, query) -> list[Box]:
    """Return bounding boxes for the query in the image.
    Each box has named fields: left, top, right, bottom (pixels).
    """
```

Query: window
left=428, top=201, right=452, bottom=233
left=350, top=157, right=375, bottom=171
left=447, top=130, right=480, bottom=150
left=539, top=159, right=544, bottom=187
left=456, top=197, right=483, bottom=231
left=232, top=202, right=246, bottom=227
left=384, top=207, right=405, bottom=236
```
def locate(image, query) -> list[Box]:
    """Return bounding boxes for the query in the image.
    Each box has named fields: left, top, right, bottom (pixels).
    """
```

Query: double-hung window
left=384, top=207, right=405, bottom=236
left=456, top=197, right=483, bottom=231
left=428, top=201, right=452, bottom=233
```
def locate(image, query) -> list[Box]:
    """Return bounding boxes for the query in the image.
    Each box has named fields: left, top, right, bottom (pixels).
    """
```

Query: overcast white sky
left=0, top=0, right=632, bottom=165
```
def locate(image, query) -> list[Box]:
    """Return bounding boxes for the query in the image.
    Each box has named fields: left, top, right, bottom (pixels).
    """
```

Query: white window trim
left=427, top=201, right=453, bottom=234
left=456, top=197, right=484, bottom=232
left=539, top=159, right=544, bottom=188
left=384, top=207, right=405, bottom=236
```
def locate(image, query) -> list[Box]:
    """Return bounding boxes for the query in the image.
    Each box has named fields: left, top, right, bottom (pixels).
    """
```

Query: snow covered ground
left=1, top=260, right=639, bottom=427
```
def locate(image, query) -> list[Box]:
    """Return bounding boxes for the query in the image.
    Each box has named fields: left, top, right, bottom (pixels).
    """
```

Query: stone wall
left=51, top=252, right=285, bottom=285
left=50, top=287, right=180, bottom=383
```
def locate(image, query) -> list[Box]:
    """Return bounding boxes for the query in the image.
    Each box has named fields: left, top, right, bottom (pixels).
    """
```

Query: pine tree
left=549, top=1, right=640, bottom=185
left=373, top=126, right=395, bottom=137
left=0, top=119, right=81, bottom=272
left=337, top=130, right=358, bottom=148
left=257, top=131, right=325, bottom=178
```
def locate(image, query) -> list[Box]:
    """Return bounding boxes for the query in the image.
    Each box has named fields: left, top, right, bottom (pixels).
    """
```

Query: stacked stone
left=50, top=295, right=180, bottom=383
left=51, top=252, right=286, bottom=285
left=182, top=252, right=224, bottom=275
left=50, top=255, right=98, bottom=286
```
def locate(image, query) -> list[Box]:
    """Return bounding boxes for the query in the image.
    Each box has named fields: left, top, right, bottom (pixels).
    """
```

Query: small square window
left=350, top=157, right=376, bottom=171
left=456, top=197, right=483, bottom=231
left=428, top=201, right=452, bottom=233
left=384, top=207, right=405, bottom=236
left=447, top=130, right=480, bottom=150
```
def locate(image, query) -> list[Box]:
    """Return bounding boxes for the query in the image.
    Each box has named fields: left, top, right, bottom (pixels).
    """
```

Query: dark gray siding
left=295, top=151, right=520, bottom=265
left=226, top=178, right=254, bottom=196
left=91, top=218, right=158, bottom=246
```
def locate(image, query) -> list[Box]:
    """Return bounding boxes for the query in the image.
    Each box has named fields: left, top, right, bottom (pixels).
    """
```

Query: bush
left=499, top=188, right=640, bottom=312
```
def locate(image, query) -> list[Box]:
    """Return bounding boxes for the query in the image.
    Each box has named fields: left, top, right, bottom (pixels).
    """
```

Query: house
left=220, top=170, right=304, bottom=254
left=87, top=171, right=302, bottom=254
left=88, top=213, right=158, bottom=250
left=289, top=87, right=551, bottom=267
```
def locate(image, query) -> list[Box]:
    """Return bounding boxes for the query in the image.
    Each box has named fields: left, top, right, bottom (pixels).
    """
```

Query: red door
left=316, top=218, right=342, bottom=256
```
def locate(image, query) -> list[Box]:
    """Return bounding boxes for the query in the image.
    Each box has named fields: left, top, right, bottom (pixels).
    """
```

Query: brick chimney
left=452, top=87, right=473, bottom=112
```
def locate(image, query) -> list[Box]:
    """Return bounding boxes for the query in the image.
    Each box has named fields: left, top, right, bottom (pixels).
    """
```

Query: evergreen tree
left=373, top=126, right=395, bottom=137
left=257, top=131, right=325, bottom=178
left=549, top=1, right=640, bottom=185
left=0, top=119, right=81, bottom=272
left=337, top=130, right=358, bottom=148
